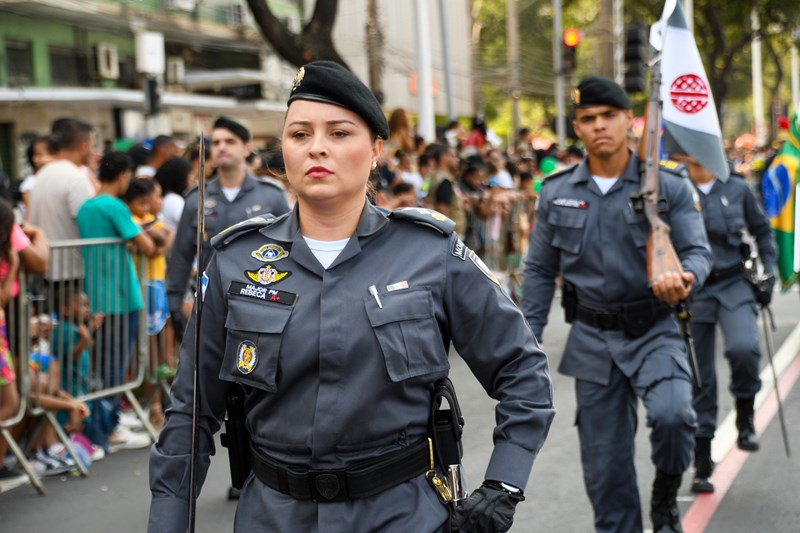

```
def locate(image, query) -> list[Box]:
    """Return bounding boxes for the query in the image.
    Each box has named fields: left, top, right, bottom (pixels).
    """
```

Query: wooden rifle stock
left=636, top=56, right=684, bottom=286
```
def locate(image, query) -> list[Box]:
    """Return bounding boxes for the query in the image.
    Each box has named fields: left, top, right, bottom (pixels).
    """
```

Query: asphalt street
left=1, top=286, right=798, bottom=532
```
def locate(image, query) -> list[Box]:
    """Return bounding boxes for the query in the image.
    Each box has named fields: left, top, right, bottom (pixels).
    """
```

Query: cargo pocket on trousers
left=220, top=297, right=293, bottom=392
left=365, top=288, right=449, bottom=382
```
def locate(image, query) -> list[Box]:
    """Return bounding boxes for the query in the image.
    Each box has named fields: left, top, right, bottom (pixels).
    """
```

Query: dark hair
left=127, top=144, right=152, bottom=170
left=184, top=138, right=210, bottom=163
left=0, top=198, right=14, bottom=263
left=425, top=143, right=451, bottom=165
left=50, top=118, right=93, bottom=152
left=98, top=151, right=133, bottom=183
left=151, top=135, right=175, bottom=154
left=25, top=136, right=55, bottom=170
left=391, top=182, right=415, bottom=196
left=154, top=157, right=192, bottom=196
left=519, top=171, right=533, bottom=182
left=122, top=177, right=155, bottom=204
left=566, top=145, right=584, bottom=159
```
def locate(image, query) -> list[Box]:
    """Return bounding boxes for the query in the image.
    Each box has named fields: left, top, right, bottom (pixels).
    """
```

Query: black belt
left=575, top=304, right=626, bottom=330
left=706, top=264, right=744, bottom=285
left=250, top=439, right=430, bottom=502
left=574, top=301, right=672, bottom=331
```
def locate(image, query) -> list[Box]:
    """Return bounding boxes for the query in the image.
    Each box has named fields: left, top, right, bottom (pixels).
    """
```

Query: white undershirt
left=592, top=175, right=619, bottom=195
left=303, top=236, right=350, bottom=269
left=221, top=187, right=241, bottom=202
left=696, top=179, right=716, bottom=195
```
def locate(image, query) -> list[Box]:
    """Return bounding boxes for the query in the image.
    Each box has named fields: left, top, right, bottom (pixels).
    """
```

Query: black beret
left=213, top=116, right=250, bottom=142
left=571, top=76, right=632, bottom=110
left=287, top=61, right=389, bottom=139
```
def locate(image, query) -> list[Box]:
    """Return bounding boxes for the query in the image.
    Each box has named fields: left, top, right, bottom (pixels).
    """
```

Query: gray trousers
left=691, top=301, right=762, bottom=438
left=576, top=359, right=696, bottom=533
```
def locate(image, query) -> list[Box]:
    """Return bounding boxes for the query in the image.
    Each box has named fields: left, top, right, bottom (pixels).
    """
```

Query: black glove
left=450, top=481, right=525, bottom=533
left=170, top=310, right=187, bottom=344
left=754, top=274, right=775, bottom=308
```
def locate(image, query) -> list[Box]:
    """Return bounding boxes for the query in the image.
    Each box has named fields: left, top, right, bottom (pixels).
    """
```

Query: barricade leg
left=0, top=427, right=45, bottom=495
left=124, top=389, right=158, bottom=443
left=43, top=411, right=89, bottom=477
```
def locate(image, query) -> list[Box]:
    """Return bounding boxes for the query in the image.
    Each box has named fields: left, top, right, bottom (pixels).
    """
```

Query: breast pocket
left=365, top=288, right=449, bottom=383
left=623, top=208, right=649, bottom=248
left=547, top=207, right=588, bottom=254
left=220, top=297, right=292, bottom=392
left=724, top=205, right=745, bottom=234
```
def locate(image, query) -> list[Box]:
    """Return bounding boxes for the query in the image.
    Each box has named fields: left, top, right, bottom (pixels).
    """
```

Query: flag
left=650, top=0, right=729, bottom=181
left=762, top=112, right=800, bottom=291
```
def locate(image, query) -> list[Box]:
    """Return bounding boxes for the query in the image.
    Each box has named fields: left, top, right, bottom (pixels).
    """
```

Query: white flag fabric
left=652, top=0, right=730, bottom=180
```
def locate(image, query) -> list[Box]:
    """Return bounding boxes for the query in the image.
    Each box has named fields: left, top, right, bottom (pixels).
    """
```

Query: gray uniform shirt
left=149, top=203, right=555, bottom=532
left=691, top=173, right=776, bottom=318
left=523, top=153, right=712, bottom=384
left=166, top=173, right=289, bottom=317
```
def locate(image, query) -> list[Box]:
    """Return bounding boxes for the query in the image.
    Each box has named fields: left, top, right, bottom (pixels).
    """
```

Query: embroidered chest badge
left=244, top=265, right=291, bottom=286
left=553, top=197, right=589, bottom=209
left=252, top=243, right=289, bottom=262
left=237, top=340, right=257, bottom=375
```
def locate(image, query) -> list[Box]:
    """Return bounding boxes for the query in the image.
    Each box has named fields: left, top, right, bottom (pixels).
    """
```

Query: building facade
left=0, top=0, right=473, bottom=181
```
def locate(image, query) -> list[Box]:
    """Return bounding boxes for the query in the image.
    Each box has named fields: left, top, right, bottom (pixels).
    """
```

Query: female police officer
left=148, top=61, right=554, bottom=533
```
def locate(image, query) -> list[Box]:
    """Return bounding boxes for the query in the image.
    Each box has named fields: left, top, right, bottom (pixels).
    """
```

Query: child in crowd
left=122, top=178, right=174, bottom=428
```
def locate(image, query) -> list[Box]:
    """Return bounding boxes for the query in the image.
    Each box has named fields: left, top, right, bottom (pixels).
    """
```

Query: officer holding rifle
left=523, top=77, right=711, bottom=533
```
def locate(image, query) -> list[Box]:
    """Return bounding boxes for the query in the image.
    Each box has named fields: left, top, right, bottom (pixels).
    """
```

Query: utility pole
left=751, top=8, right=767, bottom=147
left=366, top=0, right=384, bottom=103
left=553, top=0, right=565, bottom=148
left=414, top=0, right=436, bottom=142
left=613, top=0, right=623, bottom=85
left=598, top=0, right=614, bottom=78
left=507, top=0, right=521, bottom=141
left=438, top=0, right=457, bottom=121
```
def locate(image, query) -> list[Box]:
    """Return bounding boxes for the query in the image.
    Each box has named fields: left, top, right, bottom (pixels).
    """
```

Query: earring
left=371, top=160, right=377, bottom=170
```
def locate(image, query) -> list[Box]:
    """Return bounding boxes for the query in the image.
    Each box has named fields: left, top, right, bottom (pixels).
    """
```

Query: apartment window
left=5, top=39, right=33, bottom=86
left=49, top=45, right=89, bottom=86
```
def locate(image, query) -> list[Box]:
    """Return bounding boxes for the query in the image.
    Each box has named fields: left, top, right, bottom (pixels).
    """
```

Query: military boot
left=650, top=470, right=683, bottom=533
left=690, top=437, right=714, bottom=493
left=736, top=397, right=759, bottom=451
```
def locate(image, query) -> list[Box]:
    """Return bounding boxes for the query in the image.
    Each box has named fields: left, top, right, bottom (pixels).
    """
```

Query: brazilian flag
left=763, top=112, right=800, bottom=291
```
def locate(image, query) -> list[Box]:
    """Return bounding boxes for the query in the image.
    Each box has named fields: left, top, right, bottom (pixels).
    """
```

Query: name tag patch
left=553, top=197, right=589, bottom=209
left=228, top=282, right=296, bottom=306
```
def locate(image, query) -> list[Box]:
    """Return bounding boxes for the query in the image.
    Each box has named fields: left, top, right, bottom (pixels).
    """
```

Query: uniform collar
left=259, top=199, right=389, bottom=243
left=206, top=172, right=256, bottom=196
left=568, top=149, right=640, bottom=184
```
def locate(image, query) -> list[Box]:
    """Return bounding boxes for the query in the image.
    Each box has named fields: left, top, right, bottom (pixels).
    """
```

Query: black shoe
left=690, top=437, right=715, bottom=494
left=651, top=470, right=684, bottom=533
left=736, top=397, right=760, bottom=452
left=228, top=486, right=242, bottom=500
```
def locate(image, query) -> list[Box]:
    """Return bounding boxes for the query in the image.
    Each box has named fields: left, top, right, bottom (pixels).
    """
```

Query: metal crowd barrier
left=1, top=237, right=171, bottom=495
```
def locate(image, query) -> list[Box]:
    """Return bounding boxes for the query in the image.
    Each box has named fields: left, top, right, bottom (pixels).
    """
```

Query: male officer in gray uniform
left=523, top=77, right=711, bottom=533
left=676, top=156, right=776, bottom=494
left=166, top=116, right=290, bottom=340
left=150, top=61, right=554, bottom=532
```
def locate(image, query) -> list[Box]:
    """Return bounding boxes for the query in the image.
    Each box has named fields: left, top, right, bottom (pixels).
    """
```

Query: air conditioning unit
left=94, top=42, right=119, bottom=80
left=165, top=0, right=196, bottom=12
left=166, top=57, right=185, bottom=85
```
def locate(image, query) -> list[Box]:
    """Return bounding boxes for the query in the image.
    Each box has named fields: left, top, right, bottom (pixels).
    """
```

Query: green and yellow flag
left=763, top=112, right=800, bottom=290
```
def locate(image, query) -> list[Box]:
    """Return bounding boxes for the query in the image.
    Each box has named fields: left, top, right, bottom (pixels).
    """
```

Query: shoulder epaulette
left=390, top=207, right=454, bottom=236
left=543, top=164, right=576, bottom=183
left=659, top=159, right=686, bottom=176
left=211, top=215, right=278, bottom=249
left=254, top=175, right=286, bottom=191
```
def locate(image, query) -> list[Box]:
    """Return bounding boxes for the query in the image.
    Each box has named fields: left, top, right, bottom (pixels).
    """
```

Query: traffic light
left=145, top=76, right=161, bottom=116
left=562, top=28, right=581, bottom=74
left=624, top=23, right=648, bottom=93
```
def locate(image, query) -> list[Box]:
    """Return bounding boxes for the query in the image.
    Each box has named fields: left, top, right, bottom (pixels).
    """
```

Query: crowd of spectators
left=0, top=109, right=789, bottom=488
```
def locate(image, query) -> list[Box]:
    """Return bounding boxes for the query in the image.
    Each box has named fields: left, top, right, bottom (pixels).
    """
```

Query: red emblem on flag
left=669, top=74, right=709, bottom=114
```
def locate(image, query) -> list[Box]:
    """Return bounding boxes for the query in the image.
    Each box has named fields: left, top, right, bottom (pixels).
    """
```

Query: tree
left=246, top=0, right=349, bottom=68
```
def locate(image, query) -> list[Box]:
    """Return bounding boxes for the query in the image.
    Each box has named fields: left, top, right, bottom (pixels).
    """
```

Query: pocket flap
left=226, top=297, right=293, bottom=333
left=547, top=206, right=588, bottom=229
left=365, top=288, right=432, bottom=327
